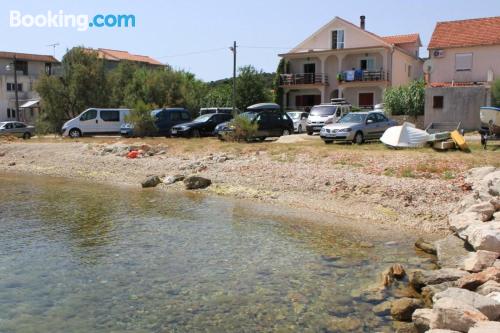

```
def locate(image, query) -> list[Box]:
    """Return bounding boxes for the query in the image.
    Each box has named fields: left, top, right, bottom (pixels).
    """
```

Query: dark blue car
left=121, top=108, right=192, bottom=137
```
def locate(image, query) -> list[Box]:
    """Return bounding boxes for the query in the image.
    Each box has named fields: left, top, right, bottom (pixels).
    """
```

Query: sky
left=2, top=0, right=499, bottom=81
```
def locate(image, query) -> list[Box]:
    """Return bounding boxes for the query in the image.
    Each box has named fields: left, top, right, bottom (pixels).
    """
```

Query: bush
left=226, top=114, right=258, bottom=141
left=125, top=100, right=156, bottom=137
left=492, top=79, right=500, bottom=107
left=384, top=80, right=425, bottom=117
left=34, top=117, right=57, bottom=135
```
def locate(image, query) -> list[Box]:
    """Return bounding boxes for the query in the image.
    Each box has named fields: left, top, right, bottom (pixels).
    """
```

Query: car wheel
left=353, top=131, right=364, bottom=145
left=69, top=128, right=81, bottom=138
left=192, top=129, right=200, bottom=138
left=307, top=132, right=313, bottom=136
left=324, top=140, right=333, bottom=144
left=298, top=125, right=303, bottom=133
left=282, top=129, right=290, bottom=136
left=22, top=132, right=31, bottom=140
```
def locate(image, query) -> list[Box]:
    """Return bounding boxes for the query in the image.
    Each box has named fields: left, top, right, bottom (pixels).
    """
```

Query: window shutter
left=455, top=53, right=473, bottom=71
left=331, top=31, right=338, bottom=49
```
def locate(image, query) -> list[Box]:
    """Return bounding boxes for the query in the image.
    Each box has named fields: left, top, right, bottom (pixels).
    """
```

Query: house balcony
left=337, top=70, right=389, bottom=87
left=279, top=73, right=328, bottom=87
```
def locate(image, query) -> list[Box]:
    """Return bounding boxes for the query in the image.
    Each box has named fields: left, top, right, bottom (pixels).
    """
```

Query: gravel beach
left=0, top=136, right=498, bottom=234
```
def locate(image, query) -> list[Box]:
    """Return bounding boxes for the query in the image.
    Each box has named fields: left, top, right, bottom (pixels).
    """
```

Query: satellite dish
left=423, top=59, right=434, bottom=74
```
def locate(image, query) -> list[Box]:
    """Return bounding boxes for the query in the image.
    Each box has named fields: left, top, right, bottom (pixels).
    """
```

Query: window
left=6, top=83, right=23, bottom=92
left=331, top=30, right=345, bottom=49
left=455, top=53, right=473, bottom=71
left=366, top=114, right=377, bottom=123
left=100, top=110, right=120, bottom=122
left=15, top=60, right=28, bottom=75
left=433, top=96, right=444, bottom=109
left=7, top=108, right=11, bottom=118
left=170, top=112, right=180, bottom=121
left=11, top=109, right=16, bottom=119
left=80, top=109, right=97, bottom=121
left=30, top=109, right=34, bottom=117
left=181, top=112, right=190, bottom=120
left=14, top=122, right=26, bottom=128
left=374, top=113, right=388, bottom=122
left=45, top=63, right=52, bottom=75
left=5, top=123, right=13, bottom=129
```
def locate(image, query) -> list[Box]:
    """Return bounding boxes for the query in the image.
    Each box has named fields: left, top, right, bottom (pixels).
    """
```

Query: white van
left=61, top=108, right=130, bottom=138
left=306, top=102, right=351, bottom=135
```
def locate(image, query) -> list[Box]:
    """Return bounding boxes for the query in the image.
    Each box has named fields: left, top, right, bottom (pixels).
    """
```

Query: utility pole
left=13, top=55, right=19, bottom=121
left=230, top=41, right=237, bottom=112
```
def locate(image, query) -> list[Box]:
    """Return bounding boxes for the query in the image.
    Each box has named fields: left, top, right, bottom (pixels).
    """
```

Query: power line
left=156, top=47, right=228, bottom=59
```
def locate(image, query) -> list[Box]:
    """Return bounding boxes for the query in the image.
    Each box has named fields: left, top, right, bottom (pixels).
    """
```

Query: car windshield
left=310, top=106, right=337, bottom=116
left=338, top=113, right=366, bottom=124
left=287, top=112, right=300, bottom=119
left=193, top=114, right=212, bottom=123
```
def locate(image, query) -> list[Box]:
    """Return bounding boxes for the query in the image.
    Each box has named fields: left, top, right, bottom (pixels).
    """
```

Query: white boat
left=480, top=107, right=500, bottom=134
left=380, top=122, right=430, bottom=148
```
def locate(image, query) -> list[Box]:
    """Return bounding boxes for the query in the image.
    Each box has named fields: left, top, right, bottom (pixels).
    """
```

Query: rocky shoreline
left=384, top=166, right=500, bottom=333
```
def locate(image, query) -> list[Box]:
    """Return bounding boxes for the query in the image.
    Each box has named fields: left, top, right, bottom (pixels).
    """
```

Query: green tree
left=492, top=79, right=500, bottom=107
left=383, top=79, right=425, bottom=118
left=108, top=61, right=140, bottom=107
left=273, top=59, right=285, bottom=109
left=202, top=84, right=232, bottom=107
left=236, top=65, right=272, bottom=110
left=124, top=100, right=156, bottom=137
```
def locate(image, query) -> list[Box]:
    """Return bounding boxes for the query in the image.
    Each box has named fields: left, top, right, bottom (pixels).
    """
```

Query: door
left=360, top=58, right=375, bottom=70
left=13, top=122, right=28, bottom=137
left=99, top=110, right=121, bottom=133
left=364, top=113, right=379, bottom=139
left=359, top=93, right=374, bottom=109
left=303, top=63, right=315, bottom=84
left=78, top=109, right=98, bottom=134
left=373, top=113, right=390, bottom=138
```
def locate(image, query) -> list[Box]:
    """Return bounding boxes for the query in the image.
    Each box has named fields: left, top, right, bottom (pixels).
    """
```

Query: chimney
left=360, top=15, right=366, bottom=30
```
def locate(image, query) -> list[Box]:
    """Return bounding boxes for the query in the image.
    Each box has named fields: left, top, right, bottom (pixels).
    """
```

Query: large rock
left=459, top=222, right=500, bottom=252
left=455, top=267, right=500, bottom=290
left=466, top=167, right=497, bottom=184
left=448, top=212, right=483, bottom=233
left=465, top=202, right=496, bottom=222
left=432, top=288, right=500, bottom=320
left=430, top=297, right=488, bottom=332
left=412, top=308, right=435, bottom=333
left=390, top=297, right=423, bottom=321
left=183, top=176, right=212, bottom=190
left=486, top=291, right=500, bottom=303
left=372, top=300, right=392, bottom=315
left=141, top=175, right=161, bottom=188
left=421, top=282, right=455, bottom=307
left=476, top=280, right=500, bottom=296
left=463, top=250, right=499, bottom=272
left=425, top=330, right=461, bottom=333
left=415, top=238, right=437, bottom=254
left=435, top=235, right=472, bottom=268
left=468, top=321, right=500, bottom=333
left=409, top=268, right=470, bottom=291
left=164, top=174, right=185, bottom=185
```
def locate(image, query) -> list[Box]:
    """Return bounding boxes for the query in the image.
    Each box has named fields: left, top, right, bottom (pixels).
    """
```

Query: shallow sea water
left=0, top=174, right=433, bottom=332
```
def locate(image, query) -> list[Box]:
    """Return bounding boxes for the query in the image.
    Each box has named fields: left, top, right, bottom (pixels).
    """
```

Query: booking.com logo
left=9, top=10, right=136, bottom=31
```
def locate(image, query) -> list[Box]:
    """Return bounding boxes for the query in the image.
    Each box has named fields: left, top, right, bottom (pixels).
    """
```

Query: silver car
left=0, top=121, right=35, bottom=139
left=320, top=111, right=397, bottom=144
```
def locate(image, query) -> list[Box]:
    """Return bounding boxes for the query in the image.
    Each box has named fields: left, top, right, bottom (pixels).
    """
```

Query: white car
left=61, top=108, right=130, bottom=138
left=286, top=111, right=309, bottom=133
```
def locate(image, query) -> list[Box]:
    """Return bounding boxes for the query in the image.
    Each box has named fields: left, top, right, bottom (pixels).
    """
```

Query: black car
left=216, top=110, right=294, bottom=141
left=171, top=113, right=233, bottom=137
left=153, top=108, right=192, bottom=136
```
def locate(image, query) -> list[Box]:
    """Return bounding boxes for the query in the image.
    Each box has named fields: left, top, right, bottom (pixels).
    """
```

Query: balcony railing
left=280, top=73, right=328, bottom=86
left=337, top=70, right=388, bottom=83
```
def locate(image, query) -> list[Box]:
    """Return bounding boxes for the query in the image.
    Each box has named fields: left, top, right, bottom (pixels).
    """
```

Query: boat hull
left=480, top=107, right=500, bottom=134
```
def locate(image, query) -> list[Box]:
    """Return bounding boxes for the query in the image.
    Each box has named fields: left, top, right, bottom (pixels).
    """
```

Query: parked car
left=0, top=121, right=35, bottom=139
left=306, top=101, right=351, bottom=135
left=199, top=107, right=236, bottom=115
left=120, top=108, right=191, bottom=137
left=62, top=108, right=130, bottom=138
left=217, top=109, right=293, bottom=141
left=171, top=113, right=233, bottom=137
left=320, top=111, right=397, bottom=144
left=287, top=111, right=309, bottom=133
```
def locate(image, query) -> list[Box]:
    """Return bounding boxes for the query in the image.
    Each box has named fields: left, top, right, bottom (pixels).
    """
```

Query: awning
left=20, top=99, right=40, bottom=108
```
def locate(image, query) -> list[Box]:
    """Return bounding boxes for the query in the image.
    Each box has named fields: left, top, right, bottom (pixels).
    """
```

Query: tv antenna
left=46, top=43, right=60, bottom=57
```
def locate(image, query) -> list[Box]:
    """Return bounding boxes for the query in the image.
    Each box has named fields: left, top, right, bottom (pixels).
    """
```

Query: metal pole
left=13, top=55, right=19, bottom=121
left=232, top=41, right=236, bottom=112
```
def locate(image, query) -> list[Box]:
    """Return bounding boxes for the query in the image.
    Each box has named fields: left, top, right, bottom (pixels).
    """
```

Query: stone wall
left=391, top=115, right=425, bottom=129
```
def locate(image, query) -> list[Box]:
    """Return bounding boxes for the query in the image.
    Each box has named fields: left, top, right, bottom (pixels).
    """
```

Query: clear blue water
left=0, top=174, right=433, bottom=332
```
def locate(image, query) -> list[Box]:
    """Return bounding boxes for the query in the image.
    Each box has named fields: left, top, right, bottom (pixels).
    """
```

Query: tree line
left=35, top=47, right=275, bottom=132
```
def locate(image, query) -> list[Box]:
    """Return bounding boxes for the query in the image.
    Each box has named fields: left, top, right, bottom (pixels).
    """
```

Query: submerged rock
left=409, top=268, right=469, bottom=291
left=141, top=175, right=161, bottom=188
left=184, top=176, right=212, bottom=190
left=415, top=238, right=437, bottom=254
left=390, top=297, right=423, bottom=321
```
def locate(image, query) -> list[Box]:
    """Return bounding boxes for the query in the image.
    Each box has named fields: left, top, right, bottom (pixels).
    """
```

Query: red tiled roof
left=382, top=33, right=421, bottom=46
left=0, top=51, right=59, bottom=63
left=428, top=16, right=500, bottom=49
left=85, top=48, right=163, bottom=66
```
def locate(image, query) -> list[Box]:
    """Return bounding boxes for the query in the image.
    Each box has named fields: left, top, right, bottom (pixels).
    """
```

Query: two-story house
left=425, top=16, right=500, bottom=130
left=0, top=51, right=59, bottom=123
left=278, top=16, right=423, bottom=110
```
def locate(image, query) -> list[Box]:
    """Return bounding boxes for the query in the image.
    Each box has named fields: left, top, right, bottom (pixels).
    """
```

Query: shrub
left=384, top=80, right=425, bottom=117
left=226, top=114, right=258, bottom=141
left=125, top=100, right=156, bottom=137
